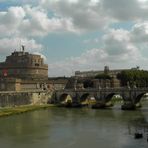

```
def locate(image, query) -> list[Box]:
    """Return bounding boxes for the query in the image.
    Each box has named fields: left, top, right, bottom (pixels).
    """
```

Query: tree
left=117, top=70, right=148, bottom=87
left=95, top=74, right=111, bottom=80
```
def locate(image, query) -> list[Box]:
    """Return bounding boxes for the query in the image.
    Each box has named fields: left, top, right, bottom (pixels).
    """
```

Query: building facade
left=75, top=66, right=129, bottom=78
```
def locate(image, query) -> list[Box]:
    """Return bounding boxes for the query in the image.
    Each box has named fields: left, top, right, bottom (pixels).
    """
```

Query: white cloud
left=1, top=0, right=148, bottom=37
left=40, top=0, right=148, bottom=33
left=48, top=26, right=148, bottom=76
left=103, top=29, right=140, bottom=62
left=20, top=5, right=51, bottom=37
left=0, top=5, right=78, bottom=38
left=1, top=0, right=148, bottom=38
left=0, top=37, right=43, bottom=55
left=131, top=22, right=148, bottom=43
left=0, top=6, right=25, bottom=37
left=21, top=5, right=75, bottom=36
left=41, top=0, right=109, bottom=32
left=101, top=0, right=148, bottom=21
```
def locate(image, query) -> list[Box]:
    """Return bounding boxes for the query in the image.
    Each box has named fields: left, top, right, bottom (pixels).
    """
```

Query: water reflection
left=0, top=107, right=148, bottom=148
left=128, top=117, right=148, bottom=142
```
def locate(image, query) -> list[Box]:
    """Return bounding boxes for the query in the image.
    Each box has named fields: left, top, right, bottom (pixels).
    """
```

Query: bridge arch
left=59, top=93, right=73, bottom=103
left=105, top=93, right=123, bottom=104
left=105, top=93, right=116, bottom=102
left=80, top=93, right=90, bottom=103
left=135, top=93, right=147, bottom=104
left=80, top=93, right=96, bottom=105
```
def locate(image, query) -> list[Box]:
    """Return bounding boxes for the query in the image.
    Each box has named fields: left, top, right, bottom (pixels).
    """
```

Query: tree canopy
left=117, top=70, right=148, bottom=87
left=95, top=73, right=111, bottom=80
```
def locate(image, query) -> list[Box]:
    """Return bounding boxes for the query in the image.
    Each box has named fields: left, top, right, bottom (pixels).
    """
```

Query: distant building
left=75, top=66, right=140, bottom=78
left=74, top=66, right=140, bottom=88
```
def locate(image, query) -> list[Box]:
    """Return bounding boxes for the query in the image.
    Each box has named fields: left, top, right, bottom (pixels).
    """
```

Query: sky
left=0, top=0, right=148, bottom=76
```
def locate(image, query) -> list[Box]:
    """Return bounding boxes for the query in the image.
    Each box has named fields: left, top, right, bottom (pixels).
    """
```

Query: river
left=0, top=104, right=148, bottom=148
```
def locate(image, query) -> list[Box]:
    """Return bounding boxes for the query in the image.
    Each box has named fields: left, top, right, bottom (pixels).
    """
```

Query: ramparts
left=0, top=90, right=53, bottom=107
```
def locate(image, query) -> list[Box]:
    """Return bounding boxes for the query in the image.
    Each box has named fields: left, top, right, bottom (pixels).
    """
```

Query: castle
left=0, top=46, right=48, bottom=91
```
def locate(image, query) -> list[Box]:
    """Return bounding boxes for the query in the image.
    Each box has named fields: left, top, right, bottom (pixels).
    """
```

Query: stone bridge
left=54, top=88, right=148, bottom=106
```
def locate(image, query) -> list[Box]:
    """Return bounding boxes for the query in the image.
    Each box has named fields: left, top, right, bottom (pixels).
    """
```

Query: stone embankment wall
left=0, top=90, right=53, bottom=107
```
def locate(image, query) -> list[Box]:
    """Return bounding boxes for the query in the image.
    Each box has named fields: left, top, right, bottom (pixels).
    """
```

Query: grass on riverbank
left=0, top=104, right=56, bottom=117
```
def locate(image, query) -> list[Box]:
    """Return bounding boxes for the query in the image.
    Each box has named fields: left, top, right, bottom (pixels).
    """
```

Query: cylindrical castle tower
left=0, top=48, right=48, bottom=80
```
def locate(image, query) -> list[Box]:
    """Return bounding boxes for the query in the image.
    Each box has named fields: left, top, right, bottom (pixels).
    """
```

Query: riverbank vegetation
left=0, top=104, right=55, bottom=117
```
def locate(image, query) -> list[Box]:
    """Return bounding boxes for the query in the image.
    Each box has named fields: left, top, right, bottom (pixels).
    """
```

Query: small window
left=35, top=63, right=39, bottom=66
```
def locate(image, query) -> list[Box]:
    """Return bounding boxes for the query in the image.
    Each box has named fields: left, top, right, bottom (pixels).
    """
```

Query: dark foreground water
left=0, top=104, right=148, bottom=148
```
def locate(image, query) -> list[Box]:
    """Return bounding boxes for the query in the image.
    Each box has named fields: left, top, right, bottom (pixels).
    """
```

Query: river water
left=0, top=104, right=148, bottom=148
